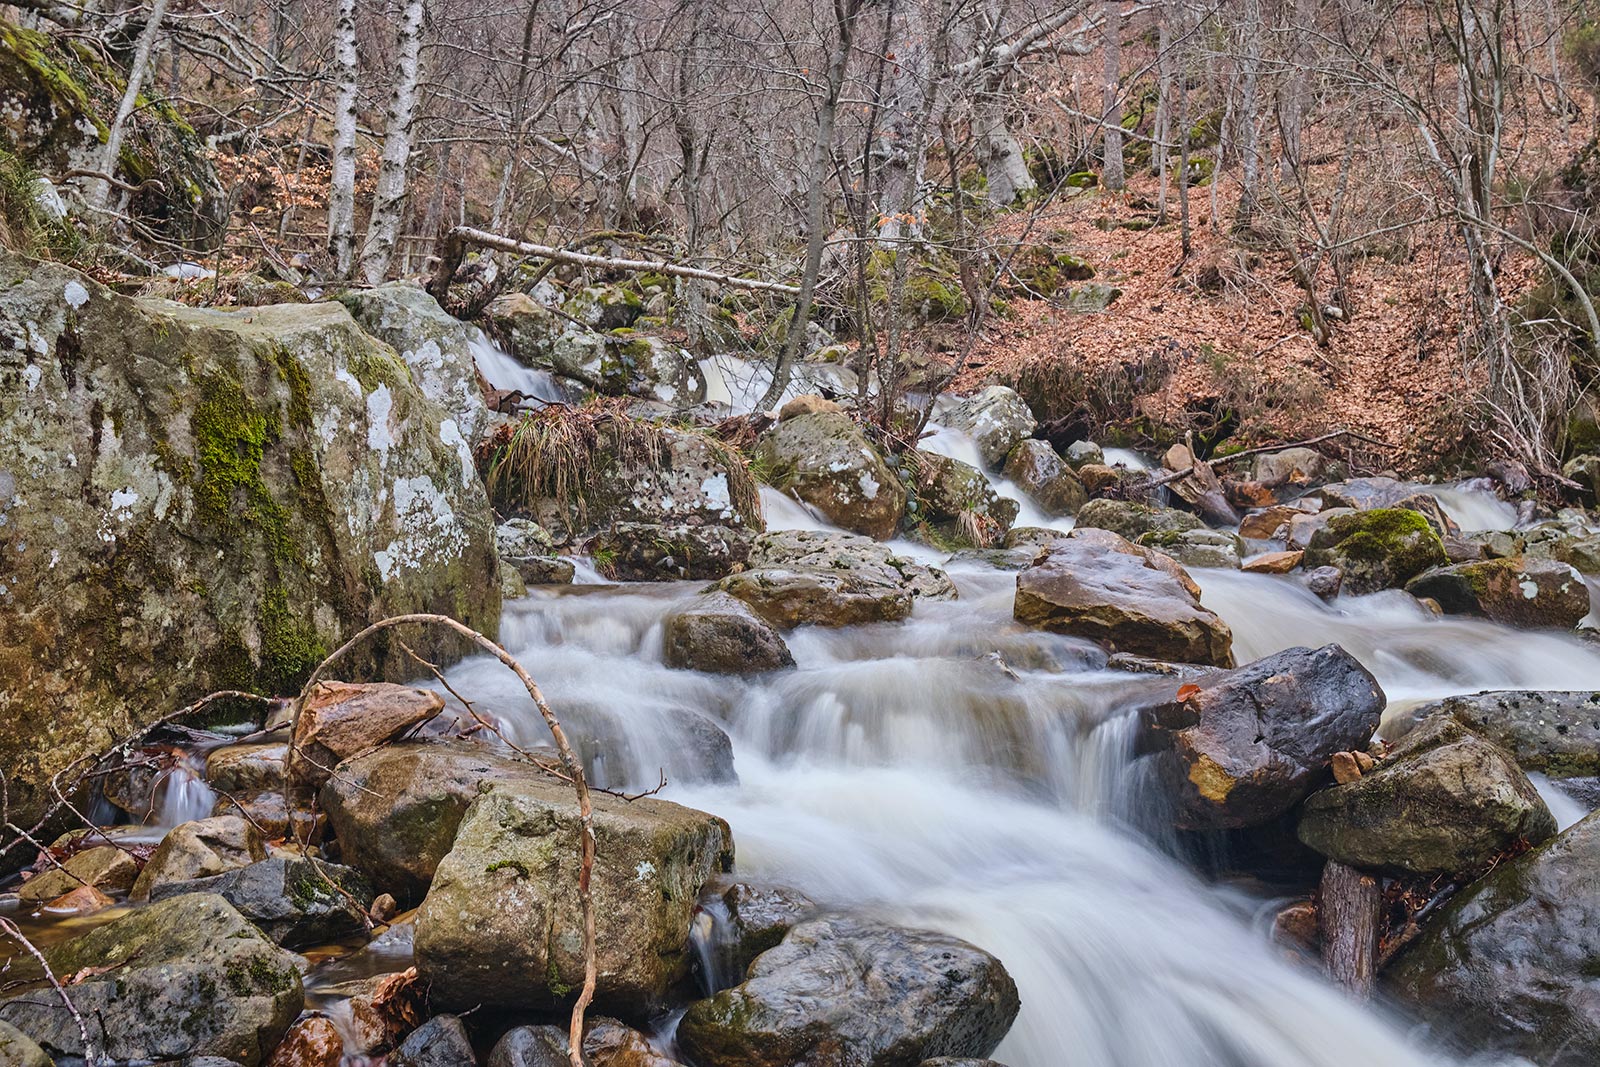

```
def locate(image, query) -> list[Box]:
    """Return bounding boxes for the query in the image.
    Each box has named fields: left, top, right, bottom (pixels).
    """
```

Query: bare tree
left=328, top=0, right=361, bottom=277
left=360, top=0, right=429, bottom=282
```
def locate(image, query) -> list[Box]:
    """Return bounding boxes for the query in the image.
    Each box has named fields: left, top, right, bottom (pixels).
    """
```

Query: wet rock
left=320, top=742, right=537, bottom=901
left=0, top=265, right=500, bottom=851
left=149, top=856, right=374, bottom=948
left=0, top=1022, right=51, bottom=1067
left=0, top=893, right=302, bottom=1065
left=1014, top=529, right=1234, bottom=666
left=1404, top=557, right=1588, bottom=629
left=343, top=283, right=495, bottom=448
left=779, top=394, right=843, bottom=420
left=501, top=560, right=531, bottom=598
left=1386, top=809, right=1600, bottom=1065
left=1303, top=509, right=1447, bottom=594
left=291, top=682, right=445, bottom=787
left=414, top=780, right=734, bottom=1015
left=1001, top=440, right=1086, bottom=516
left=1002, top=526, right=1070, bottom=549
left=677, top=915, right=1020, bottom=1067
left=1142, top=645, right=1385, bottom=830
left=1298, top=716, right=1556, bottom=876
left=392, top=1014, right=476, bottom=1067
left=497, top=517, right=556, bottom=556
left=1074, top=499, right=1203, bottom=542
left=755, top=412, right=906, bottom=539
left=718, top=531, right=954, bottom=629
left=1285, top=508, right=1353, bottom=550
left=212, top=789, right=323, bottom=843
left=1408, top=690, right=1600, bottom=778
left=1145, top=528, right=1244, bottom=569
left=663, top=593, right=795, bottom=674
left=943, top=387, right=1037, bottom=469
left=18, top=844, right=138, bottom=903
left=911, top=451, right=1020, bottom=544
left=1549, top=532, right=1600, bottom=574
left=1239, top=504, right=1315, bottom=541
left=487, top=1025, right=568, bottom=1067
left=489, top=1018, right=678, bottom=1067
left=265, top=1016, right=343, bottom=1067
left=1242, top=550, right=1303, bottom=574
left=919, top=1061, right=1008, bottom=1067
left=208, top=743, right=289, bottom=794
left=510, top=555, right=577, bottom=585
left=1252, top=447, right=1327, bottom=492
left=697, top=879, right=818, bottom=984
left=130, top=815, right=267, bottom=902
left=589, top=522, right=753, bottom=581
left=1303, top=566, right=1343, bottom=599
left=1075, top=462, right=1131, bottom=497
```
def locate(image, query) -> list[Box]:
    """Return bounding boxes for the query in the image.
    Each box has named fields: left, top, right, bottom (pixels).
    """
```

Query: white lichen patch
left=634, top=860, right=656, bottom=884
left=859, top=470, right=880, bottom=500
left=97, top=486, right=139, bottom=543
left=699, top=473, right=733, bottom=516
left=439, top=418, right=474, bottom=489
left=366, top=384, right=396, bottom=466
left=373, top=474, right=466, bottom=582
left=62, top=280, right=89, bottom=309
left=22, top=364, right=40, bottom=391
left=1520, top=579, right=1540, bottom=600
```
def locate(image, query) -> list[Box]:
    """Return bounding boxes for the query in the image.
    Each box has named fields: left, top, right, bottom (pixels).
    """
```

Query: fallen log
left=1319, top=860, right=1382, bottom=998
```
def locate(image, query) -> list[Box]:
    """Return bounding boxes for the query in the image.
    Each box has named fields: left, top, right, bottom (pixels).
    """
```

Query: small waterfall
left=151, top=752, right=218, bottom=828
left=688, top=897, right=738, bottom=996
left=1431, top=482, right=1520, bottom=532
left=469, top=333, right=569, bottom=403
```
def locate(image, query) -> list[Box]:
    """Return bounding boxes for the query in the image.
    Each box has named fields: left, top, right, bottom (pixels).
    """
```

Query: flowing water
left=420, top=338, right=1600, bottom=1066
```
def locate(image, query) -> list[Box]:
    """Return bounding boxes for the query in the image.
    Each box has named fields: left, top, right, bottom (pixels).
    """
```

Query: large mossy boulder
left=1074, top=499, right=1204, bottom=542
left=1013, top=528, right=1234, bottom=666
left=414, top=779, right=734, bottom=1017
left=1298, top=716, right=1555, bottom=876
left=0, top=20, right=225, bottom=245
left=677, top=916, right=1020, bottom=1067
left=910, top=450, right=1019, bottom=544
left=1141, top=644, right=1384, bottom=830
left=1002, top=439, right=1086, bottom=516
left=1409, top=690, right=1600, bottom=777
left=0, top=263, right=500, bottom=845
left=942, top=387, right=1037, bottom=469
left=1405, top=556, right=1588, bottom=629
left=0, top=893, right=303, bottom=1065
left=1303, top=508, right=1447, bottom=594
left=1386, top=810, right=1600, bottom=1065
left=756, top=412, right=905, bottom=539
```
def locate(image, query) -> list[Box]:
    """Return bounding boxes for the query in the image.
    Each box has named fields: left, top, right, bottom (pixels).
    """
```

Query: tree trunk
left=1233, top=0, right=1263, bottom=232
left=328, top=0, right=360, bottom=278
left=1154, top=10, right=1171, bottom=222
left=359, top=0, right=428, bottom=284
left=85, top=0, right=171, bottom=213
left=1319, top=861, right=1381, bottom=999
left=974, top=82, right=1034, bottom=207
left=875, top=1, right=932, bottom=242
left=1100, top=0, right=1124, bottom=191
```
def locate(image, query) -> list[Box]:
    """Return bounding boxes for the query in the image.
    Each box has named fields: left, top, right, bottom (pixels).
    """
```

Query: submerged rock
left=943, top=386, right=1037, bottom=469
left=677, top=915, right=1020, bottom=1067
left=0, top=264, right=499, bottom=848
left=1142, top=644, right=1385, bottom=830
left=718, top=530, right=954, bottom=628
left=1013, top=529, right=1234, bottom=666
left=1387, top=810, right=1600, bottom=1065
left=1404, top=557, right=1588, bottom=629
left=756, top=412, right=906, bottom=539
left=1303, top=509, right=1447, bottom=594
left=1298, top=716, right=1555, bottom=876
left=1407, top=690, right=1600, bottom=777
left=663, top=592, right=795, bottom=674
left=414, top=779, right=733, bottom=1016
left=0, top=893, right=302, bottom=1065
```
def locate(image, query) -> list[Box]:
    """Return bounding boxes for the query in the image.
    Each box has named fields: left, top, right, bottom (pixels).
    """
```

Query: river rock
left=1001, top=440, right=1085, bottom=516
left=1013, top=529, right=1234, bottom=666
left=1303, top=509, right=1447, bottom=594
left=150, top=856, right=374, bottom=948
left=1142, top=644, right=1385, bottom=830
left=0, top=1022, right=50, bottom=1067
left=212, top=788, right=322, bottom=843
left=18, top=843, right=138, bottom=902
left=1404, top=557, right=1588, bottom=628
left=343, top=283, right=495, bottom=448
left=1252, top=447, right=1327, bottom=491
left=290, top=681, right=445, bottom=786
left=755, top=412, right=905, bottom=539
left=414, top=778, right=734, bottom=1015
left=1066, top=440, right=1103, bottom=466
left=392, top=1015, right=476, bottom=1067
left=0, top=263, right=500, bottom=851
left=1147, top=528, right=1245, bottom=569
left=677, top=915, right=1020, bottom=1067
left=717, top=530, right=954, bottom=628
left=1406, top=690, right=1600, bottom=777
left=130, top=815, right=267, bottom=902
left=588, top=522, right=753, bottom=581
left=911, top=451, right=1020, bottom=544
left=1239, top=504, right=1314, bottom=541
left=489, top=1018, right=678, bottom=1067
left=1243, top=550, right=1303, bottom=574
left=208, top=742, right=289, bottom=794
left=1386, top=809, right=1600, bottom=1065
left=265, top=1015, right=343, bottom=1067
left=488, top=1025, right=568, bottom=1067
left=1298, top=716, right=1556, bottom=875
left=943, top=386, right=1037, bottom=469
left=0, top=893, right=302, bottom=1065
left=1074, top=499, right=1204, bottom=542
left=697, top=879, right=817, bottom=985
left=663, top=592, right=795, bottom=673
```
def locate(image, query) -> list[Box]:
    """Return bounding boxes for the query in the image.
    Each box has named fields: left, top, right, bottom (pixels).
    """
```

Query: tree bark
left=1319, top=861, right=1381, bottom=999
left=1100, top=0, right=1124, bottom=191
left=85, top=0, right=171, bottom=213
left=328, top=0, right=360, bottom=278
left=360, top=0, right=428, bottom=284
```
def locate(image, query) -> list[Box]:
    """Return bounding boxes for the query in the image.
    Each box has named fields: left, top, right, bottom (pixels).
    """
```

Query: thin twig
left=0, top=916, right=98, bottom=1064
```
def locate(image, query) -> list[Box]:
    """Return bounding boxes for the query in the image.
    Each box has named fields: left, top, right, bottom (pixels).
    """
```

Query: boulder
left=211, top=788, right=321, bottom=844
left=1303, top=509, right=1447, bottom=594
left=779, top=394, right=843, bottom=421
left=1549, top=532, right=1600, bottom=574
left=291, top=681, right=445, bottom=786
left=755, top=413, right=905, bottom=539
left=149, top=856, right=374, bottom=948
left=910, top=451, right=1019, bottom=544
left=1066, top=441, right=1103, bottom=466
left=1297, top=716, right=1556, bottom=876
left=342, top=283, right=495, bottom=448
left=0, top=264, right=499, bottom=847
left=1243, top=550, right=1303, bottom=574
left=507, top=555, right=576, bottom=585
left=1074, top=499, right=1204, bottom=542
left=392, top=1015, right=477, bottom=1067
left=0, top=1023, right=51, bottom=1067
left=1407, top=690, right=1600, bottom=778
left=18, top=843, right=137, bottom=902
left=1141, top=645, right=1385, bottom=830
left=1303, top=565, right=1343, bottom=599
left=1001, top=440, right=1086, bottom=516
left=489, top=1018, right=678, bottom=1067
left=1386, top=810, right=1600, bottom=1065
left=0, top=893, right=302, bottom=1065
left=716, top=531, right=955, bottom=629
left=588, top=522, right=753, bottom=581
left=696, top=879, right=817, bottom=987
left=1013, top=529, right=1234, bottom=666
left=265, top=1016, right=343, bottom=1067
left=1239, top=504, right=1314, bottom=541
left=676, top=916, right=1020, bottom=1067
left=1252, top=447, right=1327, bottom=491
left=207, top=742, right=288, bottom=794
left=1145, top=528, right=1244, bottom=569
left=943, top=387, right=1037, bottom=469
left=130, top=815, right=266, bottom=902
left=663, top=593, right=795, bottom=674
left=414, top=779, right=734, bottom=1016
left=1404, top=557, right=1588, bottom=629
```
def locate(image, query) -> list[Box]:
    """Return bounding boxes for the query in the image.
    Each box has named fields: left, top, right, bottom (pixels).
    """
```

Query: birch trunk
left=85, top=0, right=171, bottom=213
left=359, top=0, right=428, bottom=284
left=328, top=0, right=360, bottom=278
left=1100, top=0, right=1124, bottom=191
